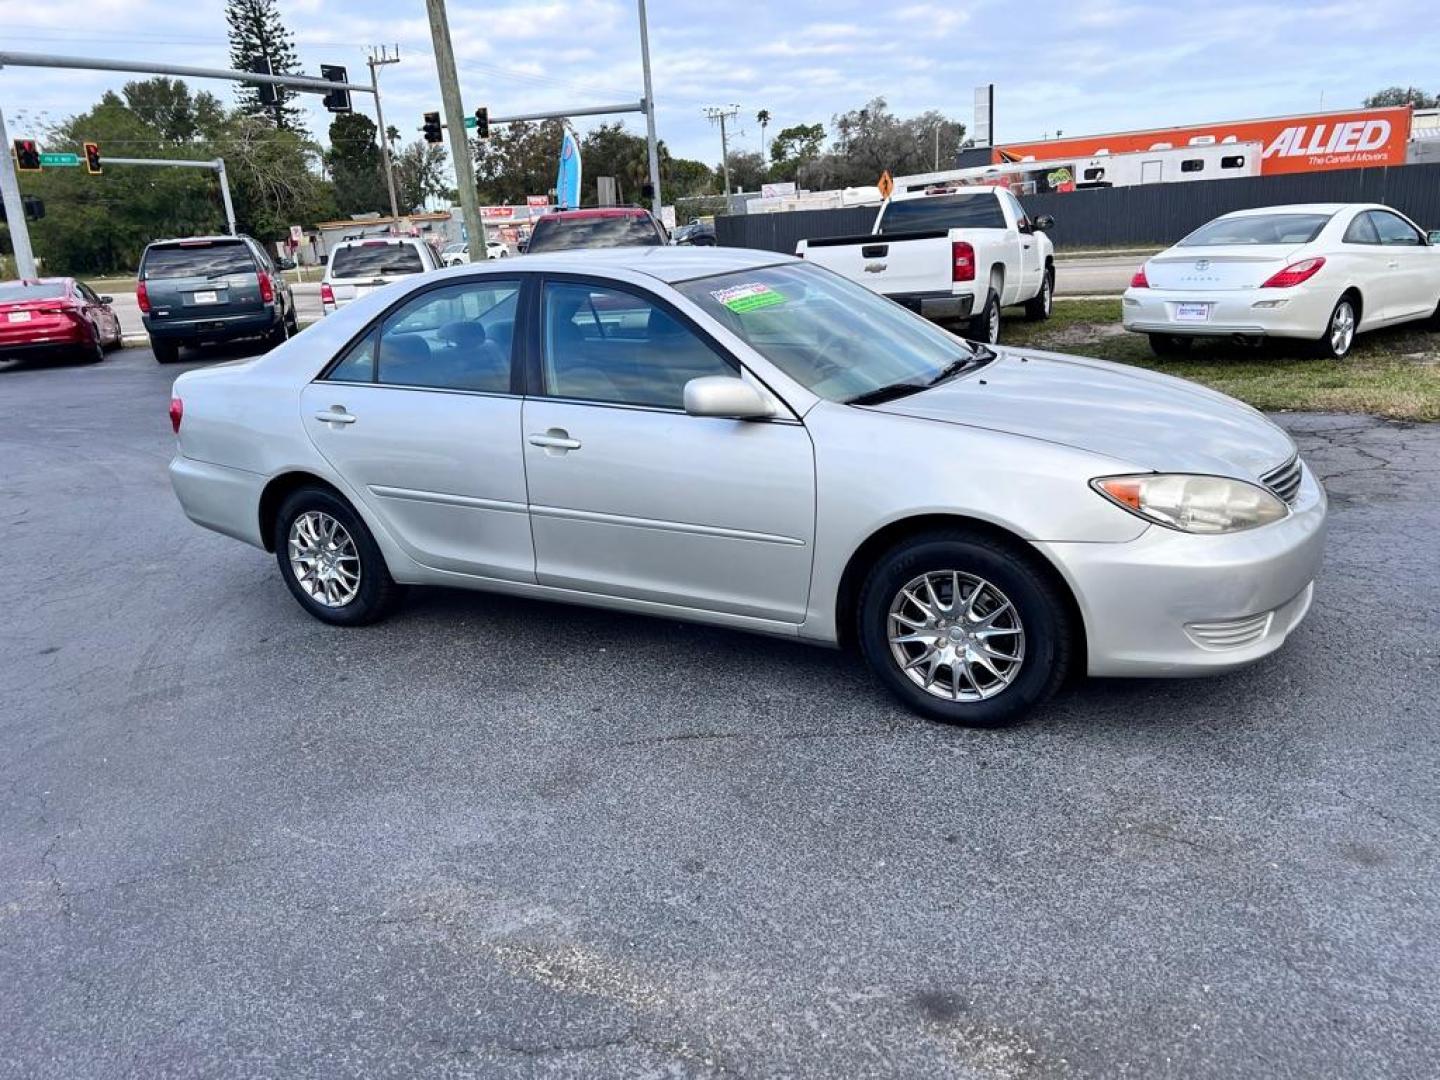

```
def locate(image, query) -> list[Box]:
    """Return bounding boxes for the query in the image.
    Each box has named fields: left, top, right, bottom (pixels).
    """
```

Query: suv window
left=142, top=241, right=255, bottom=279
left=527, top=213, right=663, bottom=252
left=330, top=242, right=427, bottom=279
left=540, top=281, right=734, bottom=409
left=879, top=194, right=1006, bottom=233
left=371, top=281, right=520, bottom=392
left=1343, top=213, right=1381, bottom=245
left=1371, top=210, right=1422, bottom=246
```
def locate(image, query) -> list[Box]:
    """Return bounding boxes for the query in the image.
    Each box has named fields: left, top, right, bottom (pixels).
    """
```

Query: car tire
left=286, top=308, right=300, bottom=335
left=151, top=337, right=181, bottom=364
left=268, top=317, right=290, bottom=348
left=1023, top=268, right=1054, bottom=321
left=1148, top=333, right=1192, bottom=357
left=274, top=486, right=402, bottom=627
left=856, top=529, right=1073, bottom=727
left=968, top=289, right=1002, bottom=345
left=1313, top=296, right=1357, bottom=360
left=79, top=330, right=105, bottom=364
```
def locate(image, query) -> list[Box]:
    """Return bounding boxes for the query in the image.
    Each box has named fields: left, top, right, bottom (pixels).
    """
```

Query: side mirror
left=1429, top=230, right=1440, bottom=246
left=99, top=295, right=113, bottom=304
left=683, top=376, right=774, bottom=420
left=1034, top=215, right=1055, bottom=231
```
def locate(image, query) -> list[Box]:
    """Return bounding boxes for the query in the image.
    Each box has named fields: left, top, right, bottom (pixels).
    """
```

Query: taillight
left=257, top=270, right=275, bottom=304
left=1130, top=266, right=1150, bottom=289
left=169, top=397, right=183, bottom=434
left=951, top=241, right=975, bottom=282
left=320, top=282, right=335, bottom=307
left=1260, top=257, right=1326, bottom=289
left=136, top=280, right=151, bottom=313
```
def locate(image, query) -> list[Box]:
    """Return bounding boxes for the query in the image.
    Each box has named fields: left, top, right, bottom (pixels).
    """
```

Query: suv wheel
left=274, top=487, right=402, bottom=626
left=151, top=337, right=180, bottom=364
left=857, top=530, right=1073, bottom=727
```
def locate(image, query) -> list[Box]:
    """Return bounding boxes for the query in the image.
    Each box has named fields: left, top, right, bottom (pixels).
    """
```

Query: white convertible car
left=168, top=248, right=1326, bottom=727
left=1124, top=203, right=1440, bottom=358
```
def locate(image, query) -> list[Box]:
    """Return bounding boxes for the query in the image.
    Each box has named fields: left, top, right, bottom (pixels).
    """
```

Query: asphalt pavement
left=2, top=343, right=1437, bottom=1078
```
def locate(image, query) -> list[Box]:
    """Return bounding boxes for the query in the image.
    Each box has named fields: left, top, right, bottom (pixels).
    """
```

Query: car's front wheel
left=857, top=530, right=1073, bottom=727
left=274, top=487, right=402, bottom=626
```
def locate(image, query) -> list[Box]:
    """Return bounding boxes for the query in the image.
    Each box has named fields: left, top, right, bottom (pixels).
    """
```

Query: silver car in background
left=168, top=249, right=1326, bottom=726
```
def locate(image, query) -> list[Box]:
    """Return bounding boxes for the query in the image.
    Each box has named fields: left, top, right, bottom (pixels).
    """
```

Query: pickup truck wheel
left=1024, top=269, right=1054, bottom=321
left=969, top=290, right=1001, bottom=345
left=151, top=337, right=181, bottom=364
left=1148, top=333, right=1192, bottom=357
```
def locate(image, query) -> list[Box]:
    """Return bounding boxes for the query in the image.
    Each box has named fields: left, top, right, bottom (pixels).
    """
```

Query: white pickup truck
left=795, top=187, right=1055, bottom=343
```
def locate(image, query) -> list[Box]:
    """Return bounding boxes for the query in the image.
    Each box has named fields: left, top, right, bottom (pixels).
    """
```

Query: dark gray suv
left=137, top=235, right=298, bottom=363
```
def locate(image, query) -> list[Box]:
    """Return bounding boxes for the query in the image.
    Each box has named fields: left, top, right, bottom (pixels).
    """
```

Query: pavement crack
left=1336, top=788, right=1438, bottom=842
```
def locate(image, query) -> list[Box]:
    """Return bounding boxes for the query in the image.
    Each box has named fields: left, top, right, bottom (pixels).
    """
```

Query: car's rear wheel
left=969, top=289, right=1001, bottom=345
left=150, top=336, right=180, bottom=364
left=274, top=487, right=402, bottom=626
left=79, top=330, right=105, bottom=364
left=856, top=530, right=1073, bottom=727
left=1024, top=267, right=1054, bottom=321
left=1313, top=296, right=1356, bottom=360
left=1148, top=333, right=1192, bottom=357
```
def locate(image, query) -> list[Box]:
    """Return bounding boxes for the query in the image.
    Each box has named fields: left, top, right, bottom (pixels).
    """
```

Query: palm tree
left=756, top=109, right=771, bottom=163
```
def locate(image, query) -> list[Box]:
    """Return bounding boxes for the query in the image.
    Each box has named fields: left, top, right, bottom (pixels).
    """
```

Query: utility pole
left=368, top=46, right=402, bottom=225
left=636, top=0, right=662, bottom=220
left=423, top=0, right=486, bottom=258
left=704, top=105, right=739, bottom=198
left=0, top=106, right=37, bottom=278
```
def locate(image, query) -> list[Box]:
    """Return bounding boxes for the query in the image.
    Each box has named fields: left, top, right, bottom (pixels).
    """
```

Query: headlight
left=1091, top=474, right=1287, bottom=534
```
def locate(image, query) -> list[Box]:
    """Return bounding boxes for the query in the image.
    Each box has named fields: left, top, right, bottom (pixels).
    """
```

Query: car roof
left=498, top=246, right=792, bottom=283
left=1221, top=203, right=1371, bottom=218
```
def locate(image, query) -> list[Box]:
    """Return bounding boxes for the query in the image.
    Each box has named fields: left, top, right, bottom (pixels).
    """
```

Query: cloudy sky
left=2, top=0, right=1431, bottom=175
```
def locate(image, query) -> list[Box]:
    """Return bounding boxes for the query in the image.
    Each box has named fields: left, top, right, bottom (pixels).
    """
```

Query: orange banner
left=995, top=107, right=1413, bottom=175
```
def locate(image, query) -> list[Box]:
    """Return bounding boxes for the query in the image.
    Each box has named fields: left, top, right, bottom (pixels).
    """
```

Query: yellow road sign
left=877, top=170, right=894, bottom=199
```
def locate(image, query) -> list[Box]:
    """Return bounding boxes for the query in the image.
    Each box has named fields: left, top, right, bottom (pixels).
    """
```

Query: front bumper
left=891, top=290, right=976, bottom=323
left=144, top=308, right=279, bottom=343
left=1122, top=286, right=1335, bottom=340
left=1035, top=460, right=1327, bottom=676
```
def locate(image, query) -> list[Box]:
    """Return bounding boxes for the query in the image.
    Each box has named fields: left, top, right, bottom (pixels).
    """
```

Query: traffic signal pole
left=422, top=0, right=486, bottom=259
left=106, top=157, right=238, bottom=235
left=0, top=106, right=38, bottom=279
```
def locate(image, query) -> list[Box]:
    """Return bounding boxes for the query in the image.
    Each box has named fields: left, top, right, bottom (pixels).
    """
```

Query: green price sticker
left=711, top=283, right=786, bottom=313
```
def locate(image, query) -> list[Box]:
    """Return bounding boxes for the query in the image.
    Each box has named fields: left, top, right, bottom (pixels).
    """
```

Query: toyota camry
left=169, top=248, right=1327, bottom=726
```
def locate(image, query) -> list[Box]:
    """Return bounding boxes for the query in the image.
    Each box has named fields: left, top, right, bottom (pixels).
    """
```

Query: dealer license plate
left=1174, top=302, right=1211, bottom=322
left=7, top=311, right=33, bottom=322
left=192, top=290, right=219, bottom=305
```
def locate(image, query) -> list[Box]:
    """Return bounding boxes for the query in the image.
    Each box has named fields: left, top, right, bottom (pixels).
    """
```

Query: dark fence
left=714, top=162, right=1440, bottom=252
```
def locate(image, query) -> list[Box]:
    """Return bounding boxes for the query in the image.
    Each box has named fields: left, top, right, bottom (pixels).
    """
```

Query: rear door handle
left=1386, top=260, right=1400, bottom=269
left=315, top=409, right=356, bottom=425
left=529, top=430, right=581, bottom=451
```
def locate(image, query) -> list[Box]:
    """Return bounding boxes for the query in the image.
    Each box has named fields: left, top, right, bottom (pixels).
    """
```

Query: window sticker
left=710, top=282, right=786, bottom=313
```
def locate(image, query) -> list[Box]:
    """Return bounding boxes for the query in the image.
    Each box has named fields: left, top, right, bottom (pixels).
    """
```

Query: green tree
left=666, top=158, right=714, bottom=198
left=581, top=122, right=672, bottom=204
left=325, top=113, right=387, bottom=216
left=226, top=0, right=306, bottom=131
left=393, top=139, right=449, bottom=213
left=122, top=78, right=226, bottom=144
left=1364, top=86, right=1438, bottom=109
left=719, top=150, right=767, bottom=192
left=474, top=118, right=567, bottom=204
left=768, top=122, right=825, bottom=180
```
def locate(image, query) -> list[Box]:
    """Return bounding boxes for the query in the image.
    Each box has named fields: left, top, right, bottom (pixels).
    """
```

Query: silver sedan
left=168, top=248, right=1326, bottom=726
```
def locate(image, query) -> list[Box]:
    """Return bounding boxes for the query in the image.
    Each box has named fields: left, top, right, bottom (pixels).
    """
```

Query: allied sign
left=39, top=152, right=80, bottom=167
left=993, top=106, right=1413, bottom=176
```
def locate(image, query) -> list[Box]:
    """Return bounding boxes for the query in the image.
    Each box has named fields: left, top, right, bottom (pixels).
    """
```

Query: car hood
left=872, top=347, right=1295, bottom=478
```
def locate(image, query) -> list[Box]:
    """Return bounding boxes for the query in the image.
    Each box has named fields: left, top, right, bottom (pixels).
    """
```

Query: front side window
left=1179, top=213, right=1331, bottom=247
left=540, top=281, right=735, bottom=408
left=676, top=262, right=989, bottom=404
left=371, top=281, right=520, bottom=392
left=1371, top=211, right=1422, bottom=246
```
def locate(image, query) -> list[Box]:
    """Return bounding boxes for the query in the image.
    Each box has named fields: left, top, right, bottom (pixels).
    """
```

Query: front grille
left=1185, top=611, right=1273, bottom=650
left=1261, top=456, right=1303, bottom=505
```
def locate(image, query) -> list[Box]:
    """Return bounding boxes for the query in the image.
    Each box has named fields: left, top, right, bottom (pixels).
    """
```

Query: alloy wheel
left=887, top=570, right=1026, bottom=701
left=288, top=511, right=361, bottom=607
left=1330, top=301, right=1355, bottom=357
left=988, top=304, right=1001, bottom=343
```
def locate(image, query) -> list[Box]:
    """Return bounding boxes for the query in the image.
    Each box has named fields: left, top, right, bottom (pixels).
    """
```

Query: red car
left=0, top=278, right=124, bottom=364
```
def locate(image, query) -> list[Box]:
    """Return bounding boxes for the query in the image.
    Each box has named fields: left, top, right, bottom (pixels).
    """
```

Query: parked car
left=441, top=239, right=509, bottom=267
left=167, top=249, right=1325, bottom=728
left=321, top=237, right=441, bottom=315
left=1124, top=203, right=1440, bottom=358
left=0, top=278, right=123, bottom=363
left=524, top=207, right=668, bottom=253
left=795, top=187, right=1055, bottom=343
left=137, top=235, right=297, bottom=364
left=672, top=221, right=717, bottom=247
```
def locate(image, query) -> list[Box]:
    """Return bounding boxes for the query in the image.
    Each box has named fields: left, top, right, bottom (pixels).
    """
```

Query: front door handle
left=529, top=429, right=581, bottom=452
left=1386, top=260, right=1400, bottom=270
left=315, top=409, right=356, bottom=425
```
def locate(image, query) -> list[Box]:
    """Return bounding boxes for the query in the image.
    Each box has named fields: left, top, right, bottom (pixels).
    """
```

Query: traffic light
left=321, top=64, right=351, bottom=114
left=2, top=195, right=45, bottom=223
left=422, top=111, right=443, bottom=144
left=84, top=141, right=102, bottom=175
left=14, top=139, right=41, bottom=171
left=249, top=57, right=278, bottom=107
left=474, top=106, right=490, bottom=139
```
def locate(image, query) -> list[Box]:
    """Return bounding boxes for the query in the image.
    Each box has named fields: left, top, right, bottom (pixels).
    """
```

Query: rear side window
left=142, top=242, right=254, bottom=280
left=878, top=194, right=1006, bottom=233
left=1179, top=213, right=1331, bottom=246
left=527, top=215, right=663, bottom=252
left=1343, top=213, right=1381, bottom=245
left=330, top=243, right=426, bottom=278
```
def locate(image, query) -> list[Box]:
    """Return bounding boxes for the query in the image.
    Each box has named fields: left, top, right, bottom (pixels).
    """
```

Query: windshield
left=527, top=214, right=662, bottom=252
left=0, top=282, right=68, bottom=301
left=1179, top=213, right=1332, bottom=246
left=880, top=194, right=1006, bottom=234
left=143, top=242, right=254, bottom=280
left=330, top=243, right=426, bottom=278
left=675, top=262, right=988, bottom=403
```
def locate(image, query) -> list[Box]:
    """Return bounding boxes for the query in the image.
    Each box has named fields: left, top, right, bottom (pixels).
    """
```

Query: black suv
left=137, top=235, right=298, bottom=363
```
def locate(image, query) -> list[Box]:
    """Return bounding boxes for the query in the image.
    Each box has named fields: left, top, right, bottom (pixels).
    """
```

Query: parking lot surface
left=2, top=345, right=1438, bottom=1078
